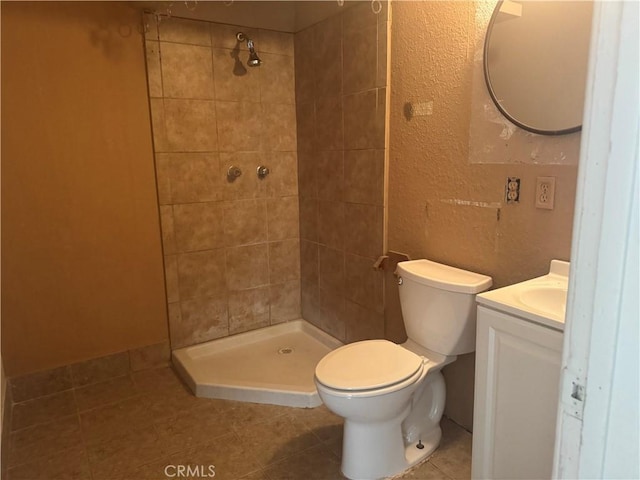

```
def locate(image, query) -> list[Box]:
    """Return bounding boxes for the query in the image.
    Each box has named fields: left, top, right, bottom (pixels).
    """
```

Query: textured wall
left=1, top=2, right=169, bottom=377
left=294, top=2, right=390, bottom=343
left=145, top=15, right=301, bottom=349
left=388, top=1, right=578, bottom=429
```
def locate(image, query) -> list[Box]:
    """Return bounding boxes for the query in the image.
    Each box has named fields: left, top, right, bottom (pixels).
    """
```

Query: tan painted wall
left=1, top=2, right=168, bottom=377
left=388, top=1, right=578, bottom=429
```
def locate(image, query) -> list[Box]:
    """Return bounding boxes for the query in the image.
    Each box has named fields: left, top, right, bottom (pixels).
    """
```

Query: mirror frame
left=483, top=0, right=583, bottom=136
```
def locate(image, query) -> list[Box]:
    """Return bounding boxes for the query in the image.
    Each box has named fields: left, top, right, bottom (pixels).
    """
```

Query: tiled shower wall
left=294, top=3, right=389, bottom=343
left=144, top=15, right=301, bottom=349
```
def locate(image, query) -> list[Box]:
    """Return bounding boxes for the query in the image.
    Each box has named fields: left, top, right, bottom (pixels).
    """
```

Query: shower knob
left=257, top=165, right=270, bottom=179
left=227, top=166, right=242, bottom=182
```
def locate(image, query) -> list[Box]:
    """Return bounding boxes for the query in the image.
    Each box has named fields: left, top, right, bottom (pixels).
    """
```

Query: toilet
left=314, top=259, right=492, bottom=480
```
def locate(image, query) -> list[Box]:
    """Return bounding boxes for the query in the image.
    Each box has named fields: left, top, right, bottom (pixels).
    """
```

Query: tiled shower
left=145, top=2, right=390, bottom=351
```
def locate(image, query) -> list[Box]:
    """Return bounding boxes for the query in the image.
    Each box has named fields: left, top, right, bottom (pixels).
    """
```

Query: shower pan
left=173, top=320, right=342, bottom=407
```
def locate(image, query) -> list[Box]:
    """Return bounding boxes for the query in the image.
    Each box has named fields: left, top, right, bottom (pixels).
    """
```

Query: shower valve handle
left=227, top=166, right=242, bottom=182
left=257, top=165, right=270, bottom=179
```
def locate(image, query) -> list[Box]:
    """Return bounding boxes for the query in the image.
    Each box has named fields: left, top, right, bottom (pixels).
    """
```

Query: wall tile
left=315, top=95, right=343, bottom=151
left=259, top=54, right=295, bottom=105
left=228, top=287, right=270, bottom=334
left=175, top=295, right=228, bottom=348
left=219, top=152, right=267, bottom=200
left=343, top=24, right=377, bottom=94
left=345, top=300, right=385, bottom=343
left=149, top=99, right=169, bottom=152
left=10, top=367, right=73, bottom=403
left=216, top=101, right=262, bottom=152
left=343, top=89, right=385, bottom=150
left=270, top=281, right=301, bottom=324
left=317, top=150, right=344, bottom=201
left=211, top=24, right=258, bottom=50
left=266, top=151, right=298, bottom=197
left=295, top=101, right=316, bottom=152
left=299, top=196, right=318, bottom=242
left=269, top=239, right=300, bottom=283
left=262, top=103, right=297, bottom=152
left=164, top=254, right=180, bottom=303
left=300, top=240, right=319, bottom=286
left=223, top=199, right=267, bottom=246
left=129, top=342, right=171, bottom=371
left=318, top=245, right=345, bottom=293
left=173, top=202, right=225, bottom=252
left=70, top=352, right=130, bottom=387
left=344, top=253, right=384, bottom=313
left=301, top=277, right=321, bottom=326
left=344, top=149, right=384, bottom=205
left=343, top=203, right=384, bottom=259
left=212, top=48, right=261, bottom=103
left=267, top=195, right=299, bottom=241
left=145, top=41, right=163, bottom=98
left=294, top=28, right=315, bottom=105
left=312, top=16, right=342, bottom=98
left=165, top=153, right=221, bottom=204
left=164, top=99, right=217, bottom=151
left=297, top=150, right=318, bottom=199
left=159, top=17, right=212, bottom=46
left=225, top=244, right=269, bottom=290
left=342, top=1, right=382, bottom=31
left=167, top=303, right=182, bottom=345
left=318, top=201, right=345, bottom=250
left=259, top=29, right=294, bottom=56
left=159, top=205, right=177, bottom=254
left=155, top=154, right=172, bottom=205
left=377, top=22, right=388, bottom=88
left=318, top=288, right=346, bottom=342
left=177, top=249, right=227, bottom=299
left=143, top=12, right=160, bottom=41
left=160, top=43, right=214, bottom=99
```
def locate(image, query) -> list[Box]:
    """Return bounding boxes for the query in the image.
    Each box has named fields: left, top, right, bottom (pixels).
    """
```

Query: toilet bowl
left=314, top=260, right=492, bottom=480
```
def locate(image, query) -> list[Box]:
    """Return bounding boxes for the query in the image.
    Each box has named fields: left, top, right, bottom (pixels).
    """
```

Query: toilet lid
left=315, top=340, right=423, bottom=391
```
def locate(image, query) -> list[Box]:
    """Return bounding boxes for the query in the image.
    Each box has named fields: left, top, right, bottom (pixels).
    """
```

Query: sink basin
left=519, top=285, right=568, bottom=318
left=476, top=260, right=570, bottom=330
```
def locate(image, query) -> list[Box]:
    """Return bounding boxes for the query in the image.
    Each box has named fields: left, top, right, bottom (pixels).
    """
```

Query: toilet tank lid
left=396, top=260, right=492, bottom=294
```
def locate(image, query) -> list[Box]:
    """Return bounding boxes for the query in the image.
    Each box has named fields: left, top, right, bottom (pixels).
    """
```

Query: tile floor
left=4, top=366, right=471, bottom=480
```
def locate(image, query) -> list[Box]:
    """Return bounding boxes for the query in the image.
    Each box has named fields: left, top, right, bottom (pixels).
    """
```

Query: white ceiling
left=136, top=0, right=358, bottom=33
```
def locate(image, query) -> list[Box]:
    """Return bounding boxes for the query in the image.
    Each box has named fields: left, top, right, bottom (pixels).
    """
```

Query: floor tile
left=399, top=459, right=454, bottom=479
left=74, top=375, right=140, bottom=411
left=87, top=425, right=170, bottom=480
left=428, top=418, right=472, bottom=479
left=8, top=415, right=83, bottom=468
left=235, top=414, right=320, bottom=468
left=155, top=401, right=233, bottom=454
left=169, top=432, right=262, bottom=480
left=11, top=390, right=76, bottom=431
left=79, top=394, right=156, bottom=445
left=262, top=443, right=344, bottom=480
left=5, top=446, right=90, bottom=480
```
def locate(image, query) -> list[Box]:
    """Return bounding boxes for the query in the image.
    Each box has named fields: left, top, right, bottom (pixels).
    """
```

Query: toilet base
left=341, top=416, right=442, bottom=480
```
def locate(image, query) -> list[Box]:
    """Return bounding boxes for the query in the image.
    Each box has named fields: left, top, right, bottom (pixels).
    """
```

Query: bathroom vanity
left=472, top=260, right=569, bottom=479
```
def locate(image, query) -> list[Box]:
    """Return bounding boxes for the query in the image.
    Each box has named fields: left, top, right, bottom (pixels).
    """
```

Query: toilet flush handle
left=398, top=277, right=403, bottom=285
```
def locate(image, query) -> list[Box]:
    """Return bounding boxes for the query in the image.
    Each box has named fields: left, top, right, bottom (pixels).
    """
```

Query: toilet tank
left=396, top=260, right=492, bottom=356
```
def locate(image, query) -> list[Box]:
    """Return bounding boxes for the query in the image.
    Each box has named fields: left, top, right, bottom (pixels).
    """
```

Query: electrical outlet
left=505, top=177, right=520, bottom=204
left=536, top=176, right=556, bottom=209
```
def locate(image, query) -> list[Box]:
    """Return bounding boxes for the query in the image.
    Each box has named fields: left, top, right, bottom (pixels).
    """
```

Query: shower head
left=236, top=32, right=262, bottom=67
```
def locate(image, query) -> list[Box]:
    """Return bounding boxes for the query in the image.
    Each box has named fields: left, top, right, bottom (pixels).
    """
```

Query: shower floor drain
left=278, top=347, right=294, bottom=355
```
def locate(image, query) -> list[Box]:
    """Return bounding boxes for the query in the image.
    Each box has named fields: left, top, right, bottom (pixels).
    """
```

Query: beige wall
left=294, top=2, right=389, bottom=343
left=1, top=2, right=169, bottom=377
left=145, top=15, right=301, bottom=348
left=388, top=1, right=578, bottom=429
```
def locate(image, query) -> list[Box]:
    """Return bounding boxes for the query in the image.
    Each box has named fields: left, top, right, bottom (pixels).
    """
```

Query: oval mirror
left=484, top=0, right=593, bottom=135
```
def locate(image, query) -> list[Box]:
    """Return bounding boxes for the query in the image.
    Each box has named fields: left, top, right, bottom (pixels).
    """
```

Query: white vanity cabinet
left=471, top=305, right=564, bottom=480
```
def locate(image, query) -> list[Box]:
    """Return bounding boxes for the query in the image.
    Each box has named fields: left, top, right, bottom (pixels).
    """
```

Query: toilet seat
left=315, top=340, right=424, bottom=391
